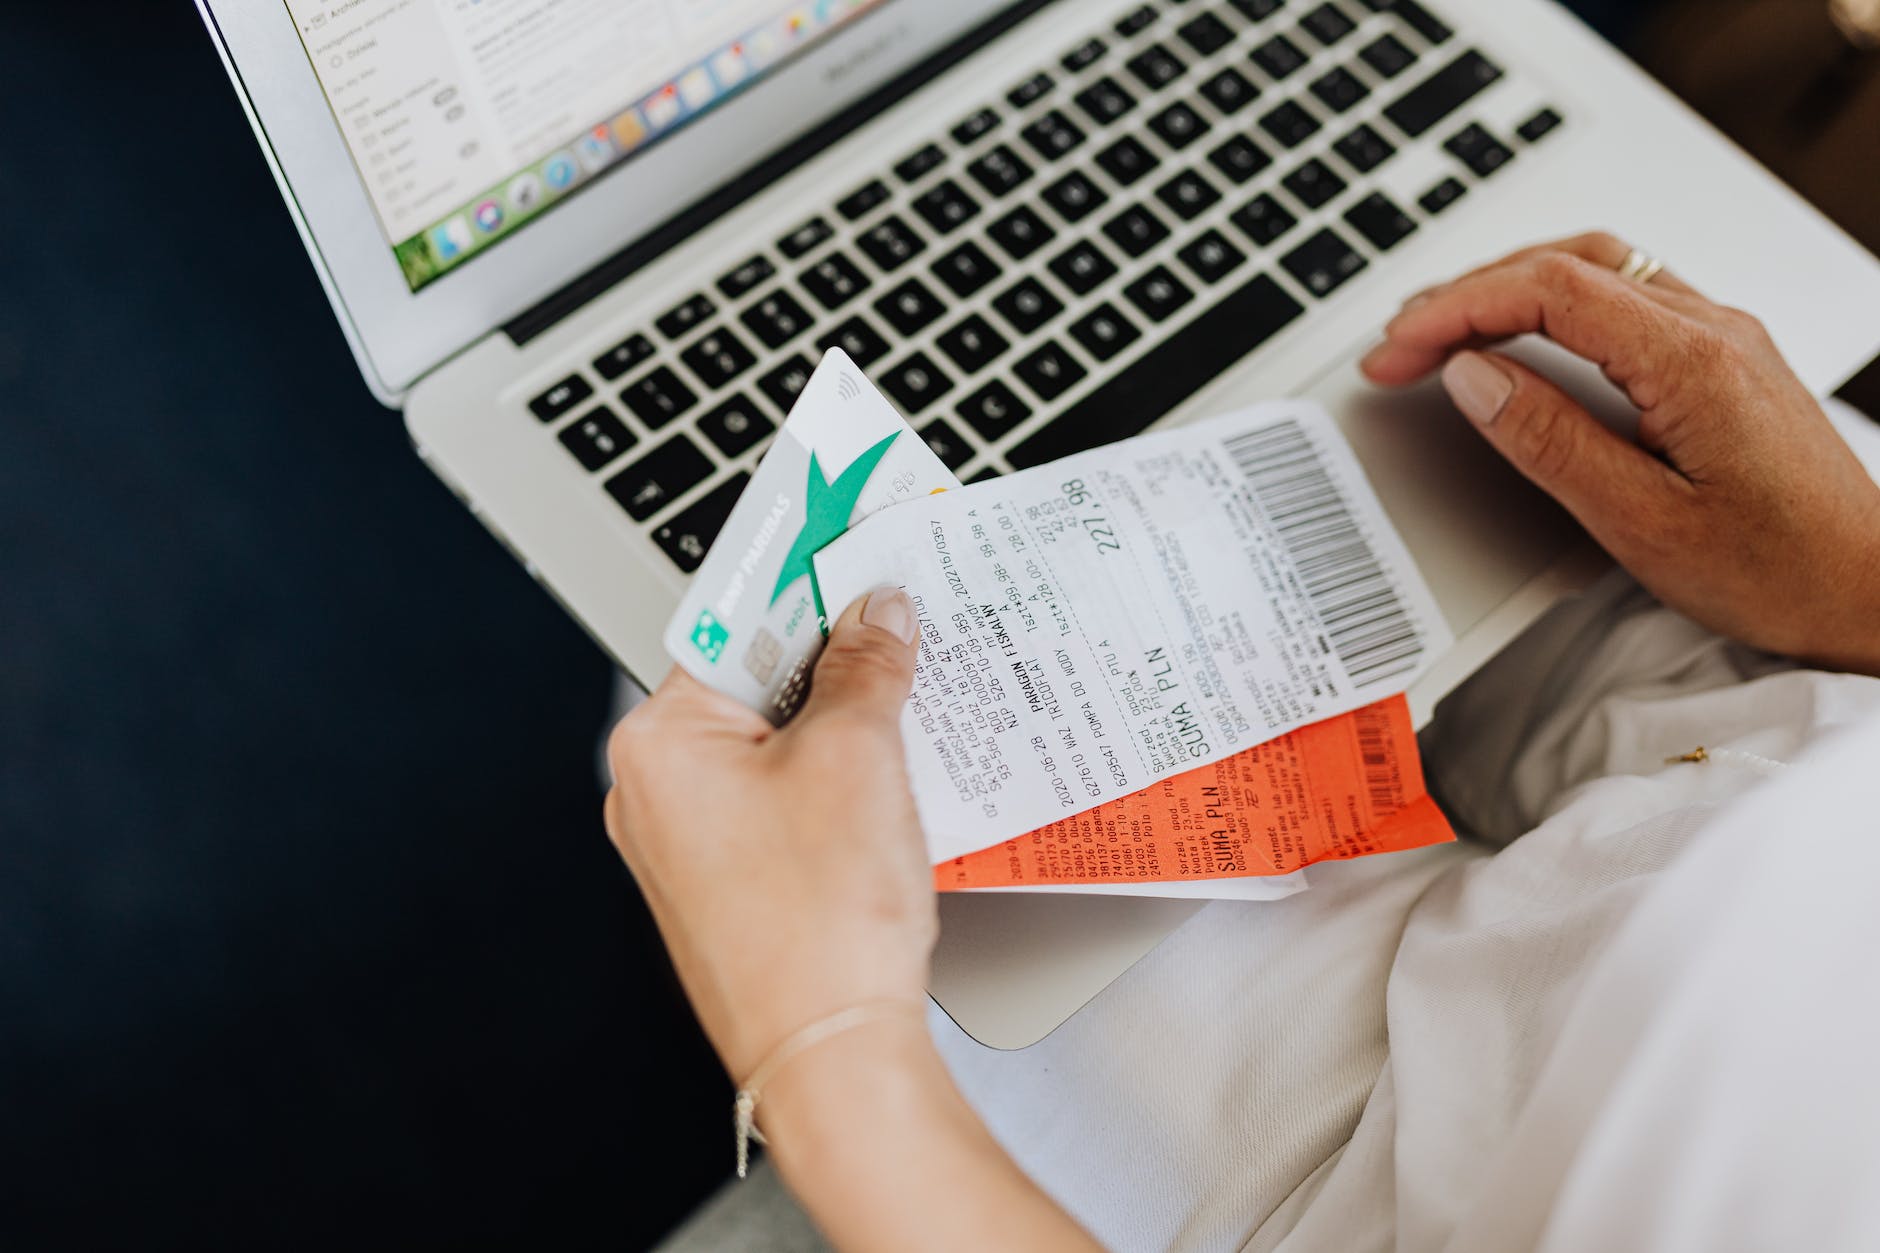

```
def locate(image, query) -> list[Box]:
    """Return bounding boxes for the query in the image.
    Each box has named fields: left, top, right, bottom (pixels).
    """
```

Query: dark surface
left=0, top=6, right=726, bottom=1249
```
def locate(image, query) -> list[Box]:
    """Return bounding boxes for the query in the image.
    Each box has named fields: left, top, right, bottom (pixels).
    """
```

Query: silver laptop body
left=199, top=0, right=1880, bottom=1048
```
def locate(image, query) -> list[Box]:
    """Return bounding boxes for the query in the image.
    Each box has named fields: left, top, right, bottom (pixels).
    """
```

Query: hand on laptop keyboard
left=1362, top=230, right=1880, bottom=677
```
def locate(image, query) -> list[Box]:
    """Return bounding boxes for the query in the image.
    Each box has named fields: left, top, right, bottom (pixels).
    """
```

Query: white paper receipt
left=815, top=401, right=1454, bottom=863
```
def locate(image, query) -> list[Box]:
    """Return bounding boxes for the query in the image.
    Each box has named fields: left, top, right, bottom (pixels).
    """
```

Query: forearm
left=759, top=1018, right=1100, bottom=1253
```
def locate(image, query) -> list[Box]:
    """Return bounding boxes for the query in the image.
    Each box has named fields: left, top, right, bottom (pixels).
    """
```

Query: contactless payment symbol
left=690, top=609, right=730, bottom=664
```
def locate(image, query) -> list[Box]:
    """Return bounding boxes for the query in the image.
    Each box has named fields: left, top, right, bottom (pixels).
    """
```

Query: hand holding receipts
left=663, top=350, right=1455, bottom=896
left=815, top=401, right=1453, bottom=863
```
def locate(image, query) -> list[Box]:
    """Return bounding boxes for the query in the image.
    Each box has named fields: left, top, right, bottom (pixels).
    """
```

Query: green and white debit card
left=661, top=348, right=959, bottom=725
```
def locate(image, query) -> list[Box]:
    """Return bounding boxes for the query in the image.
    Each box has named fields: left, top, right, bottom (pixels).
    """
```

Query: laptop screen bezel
left=197, top=0, right=1028, bottom=404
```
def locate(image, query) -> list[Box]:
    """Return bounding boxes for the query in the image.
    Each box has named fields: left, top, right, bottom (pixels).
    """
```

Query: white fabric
left=929, top=565, right=1880, bottom=1251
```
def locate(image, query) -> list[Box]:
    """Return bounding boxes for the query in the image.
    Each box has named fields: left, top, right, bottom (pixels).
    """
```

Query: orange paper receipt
left=936, top=695, right=1453, bottom=891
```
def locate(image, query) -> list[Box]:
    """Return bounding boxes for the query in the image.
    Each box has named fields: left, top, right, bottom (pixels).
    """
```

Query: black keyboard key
left=1208, top=134, right=1273, bottom=183
left=881, top=352, right=955, bottom=414
left=874, top=277, right=947, bottom=336
left=1008, top=273, right=1305, bottom=467
left=1418, top=176, right=1467, bottom=215
left=1007, top=72, right=1054, bottom=109
left=605, top=435, right=712, bottom=521
left=988, top=205, right=1058, bottom=260
left=1178, top=13, right=1237, bottom=54
left=1359, top=32, right=1417, bottom=78
left=1230, top=0, right=1286, bottom=19
left=1384, top=49, right=1502, bottom=138
left=1049, top=239, right=1120, bottom=295
left=936, top=313, right=1011, bottom=374
left=656, top=293, right=715, bottom=340
left=1283, top=157, right=1347, bottom=208
left=1232, top=192, right=1299, bottom=246
left=717, top=256, right=776, bottom=300
left=1126, top=44, right=1188, bottom=91
left=1124, top=264, right=1195, bottom=322
left=777, top=217, right=833, bottom=259
left=1344, top=191, right=1418, bottom=250
left=1178, top=228, right=1248, bottom=284
left=966, top=144, right=1035, bottom=197
left=652, top=473, right=747, bottom=573
left=800, top=252, right=872, bottom=311
left=856, top=215, right=928, bottom=272
left=558, top=406, right=637, bottom=472
left=820, top=315, right=892, bottom=368
left=741, top=288, right=814, bottom=349
left=1115, top=5, right=1158, bottom=36
left=1063, top=37, right=1108, bottom=73
left=1310, top=66, right=1370, bottom=112
left=1445, top=122, right=1515, bottom=177
left=1021, top=110, right=1087, bottom=161
left=1075, top=76, right=1138, bottom=125
left=1260, top=100, right=1322, bottom=147
left=1199, top=67, right=1261, bottom=115
left=1103, top=204, right=1172, bottom=258
left=1148, top=101, right=1211, bottom=149
left=967, top=466, right=1003, bottom=484
left=1069, top=302, right=1142, bottom=362
left=952, top=108, right=1002, bottom=145
left=1014, top=340, right=1089, bottom=402
left=931, top=240, right=1003, bottom=297
left=1281, top=226, right=1368, bottom=296
left=894, top=143, right=947, bottom=183
left=1299, top=2, right=1357, bottom=45
left=957, top=379, right=1034, bottom=441
left=1334, top=123, right=1396, bottom=173
left=622, top=365, right=698, bottom=429
left=1042, top=170, right=1110, bottom=222
left=920, top=418, right=975, bottom=471
left=912, top=179, right=983, bottom=234
left=1251, top=34, right=1308, bottom=79
left=1095, top=135, right=1161, bottom=185
left=836, top=179, right=892, bottom=221
left=1156, top=169, right=1223, bottom=220
left=992, top=276, right=1066, bottom=335
left=680, top=325, right=758, bottom=389
left=1392, top=0, right=1453, bottom=45
left=593, top=333, right=656, bottom=382
left=757, top=354, right=815, bottom=415
left=1517, top=106, right=1563, bottom=143
left=697, top=394, right=775, bottom=458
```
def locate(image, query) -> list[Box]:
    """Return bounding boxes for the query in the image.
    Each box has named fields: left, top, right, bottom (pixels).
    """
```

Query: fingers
left=1360, top=251, right=1695, bottom=410
left=1417, top=231, right=1700, bottom=302
left=1441, top=350, right=1686, bottom=533
left=792, top=587, right=920, bottom=735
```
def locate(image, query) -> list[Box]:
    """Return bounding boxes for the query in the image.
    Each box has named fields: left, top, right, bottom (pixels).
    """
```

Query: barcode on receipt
left=1224, top=419, right=1423, bottom=689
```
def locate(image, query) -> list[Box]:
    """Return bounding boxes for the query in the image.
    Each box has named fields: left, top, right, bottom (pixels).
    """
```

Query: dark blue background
left=1, top=1, right=1658, bottom=1248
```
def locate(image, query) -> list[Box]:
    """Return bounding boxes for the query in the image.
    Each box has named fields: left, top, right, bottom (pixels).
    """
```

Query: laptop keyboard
left=524, top=0, right=1565, bottom=575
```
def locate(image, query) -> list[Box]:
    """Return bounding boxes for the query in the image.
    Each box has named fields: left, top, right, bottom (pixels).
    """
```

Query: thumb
left=796, top=586, right=920, bottom=731
left=1441, top=350, right=1677, bottom=528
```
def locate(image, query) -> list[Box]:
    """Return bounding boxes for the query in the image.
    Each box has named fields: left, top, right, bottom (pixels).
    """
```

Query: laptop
left=199, top=0, right=1880, bottom=1049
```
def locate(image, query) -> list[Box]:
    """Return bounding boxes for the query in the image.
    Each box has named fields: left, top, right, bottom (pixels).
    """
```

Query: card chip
left=743, top=628, right=783, bottom=685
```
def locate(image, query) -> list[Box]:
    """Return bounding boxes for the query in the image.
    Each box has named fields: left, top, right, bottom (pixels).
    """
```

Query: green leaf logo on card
left=769, top=432, right=901, bottom=632
left=689, top=609, right=731, bottom=664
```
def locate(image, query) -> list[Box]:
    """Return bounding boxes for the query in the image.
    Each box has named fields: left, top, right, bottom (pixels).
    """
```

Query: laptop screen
left=286, top=0, right=889, bottom=293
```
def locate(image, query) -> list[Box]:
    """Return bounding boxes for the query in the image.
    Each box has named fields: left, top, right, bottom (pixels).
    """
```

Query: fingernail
left=861, top=586, right=917, bottom=644
left=1403, top=289, right=1437, bottom=310
left=1359, top=341, right=1392, bottom=374
left=1442, top=352, right=1515, bottom=426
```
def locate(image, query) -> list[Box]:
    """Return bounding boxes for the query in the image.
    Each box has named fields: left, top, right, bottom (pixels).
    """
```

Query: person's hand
left=1361, top=231, right=1880, bottom=676
left=604, top=587, right=934, bottom=1080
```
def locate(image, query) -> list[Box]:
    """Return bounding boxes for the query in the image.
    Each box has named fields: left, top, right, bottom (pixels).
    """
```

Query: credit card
left=662, top=348, right=960, bottom=725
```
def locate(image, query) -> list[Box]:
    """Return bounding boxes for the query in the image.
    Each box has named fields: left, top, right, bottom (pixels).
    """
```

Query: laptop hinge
left=502, top=0, right=1055, bottom=346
